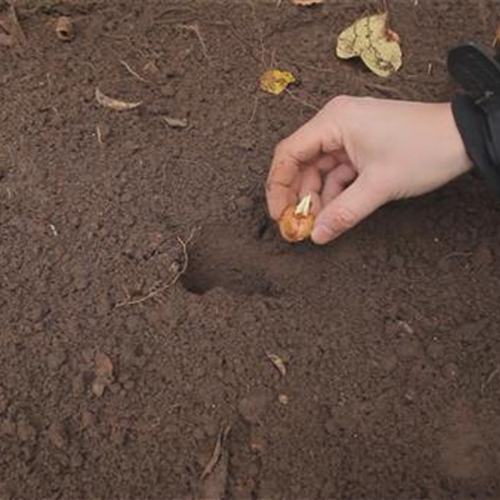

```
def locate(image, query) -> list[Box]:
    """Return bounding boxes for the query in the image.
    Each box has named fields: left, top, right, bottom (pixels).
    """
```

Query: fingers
left=266, top=113, right=338, bottom=220
left=312, top=174, right=389, bottom=245
left=320, top=164, right=357, bottom=206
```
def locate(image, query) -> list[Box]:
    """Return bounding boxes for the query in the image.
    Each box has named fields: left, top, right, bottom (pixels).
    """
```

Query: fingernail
left=311, top=224, right=332, bottom=245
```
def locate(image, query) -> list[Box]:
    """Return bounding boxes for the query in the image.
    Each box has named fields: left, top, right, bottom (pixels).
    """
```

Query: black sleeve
left=452, top=93, right=500, bottom=194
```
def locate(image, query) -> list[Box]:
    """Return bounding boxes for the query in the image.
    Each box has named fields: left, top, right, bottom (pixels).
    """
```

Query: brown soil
left=1, top=0, right=500, bottom=499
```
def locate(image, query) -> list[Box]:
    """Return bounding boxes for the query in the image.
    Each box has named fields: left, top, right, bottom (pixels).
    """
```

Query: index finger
left=266, top=113, right=332, bottom=220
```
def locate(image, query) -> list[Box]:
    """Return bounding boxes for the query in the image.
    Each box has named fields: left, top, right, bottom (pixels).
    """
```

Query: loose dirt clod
left=55, top=16, right=74, bottom=42
left=91, top=352, right=114, bottom=397
left=0, top=0, right=26, bottom=47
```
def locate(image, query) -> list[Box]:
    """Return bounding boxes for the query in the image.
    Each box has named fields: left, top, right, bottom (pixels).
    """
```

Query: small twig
left=201, top=425, right=231, bottom=480
left=178, top=23, right=211, bottom=63
left=116, top=230, right=195, bottom=308
left=285, top=89, right=319, bottom=111
left=96, top=125, right=104, bottom=145
left=248, top=93, right=260, bottom=123
left=119, top=59, right=151, bottom=84
left=481, top=367, right=499, bottom=395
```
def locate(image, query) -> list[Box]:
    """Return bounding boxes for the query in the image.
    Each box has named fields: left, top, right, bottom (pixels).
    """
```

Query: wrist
left=452, top=95, right=500, bottom=194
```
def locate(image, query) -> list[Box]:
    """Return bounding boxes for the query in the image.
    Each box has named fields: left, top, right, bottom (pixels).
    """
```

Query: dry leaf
left=291, top=0, right=324, bottom=5
left=267, top=353, right=287, bottom=377
left=95, top=88, right=142, bottom=111
left=55, top=16, right=74, bottom=42
left=260, top=70, right=296, bottom=95
left=336, top=13, right=402, bottom=78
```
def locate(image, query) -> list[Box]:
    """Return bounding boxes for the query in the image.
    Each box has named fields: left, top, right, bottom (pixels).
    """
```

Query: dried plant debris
left=95, top=88, right=142, bottom=111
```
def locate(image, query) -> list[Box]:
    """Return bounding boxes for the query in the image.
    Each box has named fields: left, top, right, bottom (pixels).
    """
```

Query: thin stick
left=285, top=89, right=319, bottom=111
left=481, top=367, right=499, bottom=395
left=178, top=23, right=211, bottom=63
left=116, top=230, right=195, bottom=308
left=248, top=93, right=260, bottom=123
left=96, top=124, right=104, bottom=145
left=119, top=59, right=151, bottom=84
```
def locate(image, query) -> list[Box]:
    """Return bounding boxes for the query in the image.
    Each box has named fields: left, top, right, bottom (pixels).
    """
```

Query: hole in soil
left=181, top=223, right=279, bottom=297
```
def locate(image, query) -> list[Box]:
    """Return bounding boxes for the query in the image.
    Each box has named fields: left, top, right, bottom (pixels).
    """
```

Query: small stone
left=17, top=421, right=36, bottom=442
left=91, top=379, right=106, bottom=397
left=47, top=350, right=67, bottom=370
left=278, top=394, right=289, bottom=405
left=48, top=422, right=68, bottom=449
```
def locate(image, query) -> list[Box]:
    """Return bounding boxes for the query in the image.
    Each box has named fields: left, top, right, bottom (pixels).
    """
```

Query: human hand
left=266, top=96, right=472, bottom=244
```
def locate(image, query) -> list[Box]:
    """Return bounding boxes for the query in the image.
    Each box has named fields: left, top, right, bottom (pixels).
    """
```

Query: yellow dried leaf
left=336, top=13, right=402, bottom=78
left=260, top=70, right=296, bottom=95
left=291, top=0, right=324, bottom=5
left=95, top=88, right=142, bottom=111
left=267, top=353, right=287, bottom=377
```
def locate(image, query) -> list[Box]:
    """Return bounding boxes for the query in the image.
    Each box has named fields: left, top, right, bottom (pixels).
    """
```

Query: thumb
left=312, top=174, right=388, bottom=245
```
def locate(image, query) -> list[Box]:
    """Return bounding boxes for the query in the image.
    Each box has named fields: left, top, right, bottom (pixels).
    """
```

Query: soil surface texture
left=1, top=0, right=500, bottom=499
